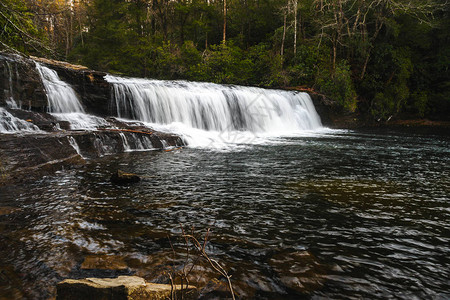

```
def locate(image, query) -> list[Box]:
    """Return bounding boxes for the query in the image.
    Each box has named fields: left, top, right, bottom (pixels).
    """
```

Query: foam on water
left=52, top=113, right=111, bottom=130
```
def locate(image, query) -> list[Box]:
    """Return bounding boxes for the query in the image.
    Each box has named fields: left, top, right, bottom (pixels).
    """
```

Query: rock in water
left=110, top=170, right=141, bottom=184
left=81, top=255, right=128, bottom=271
left=56, top=276, right=198, bottom=300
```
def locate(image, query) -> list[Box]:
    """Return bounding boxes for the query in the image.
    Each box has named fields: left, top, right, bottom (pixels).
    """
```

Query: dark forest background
left=1, top=0, right=449, bottom=121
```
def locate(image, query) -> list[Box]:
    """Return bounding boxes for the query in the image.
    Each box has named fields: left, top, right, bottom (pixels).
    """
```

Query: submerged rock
left=81, top=255, right=128, bottom=271
left=110, top=170, right=141, bottom=185
left=0, top=265, right=25, bottom=299
left=0, top=206, right=21, bottom=216
left=268, top=250, right=327, bottom=295
left=56, top=276, right=198, bottom=300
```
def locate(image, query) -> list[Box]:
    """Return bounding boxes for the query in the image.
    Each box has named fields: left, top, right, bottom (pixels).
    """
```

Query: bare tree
left=293, top=0, right=298, bottom=54
left=223, top=0, right=227, bottom=44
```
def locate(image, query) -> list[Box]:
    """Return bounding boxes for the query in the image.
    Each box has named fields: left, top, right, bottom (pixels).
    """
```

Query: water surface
left=0, top=129, right=449, bottom=299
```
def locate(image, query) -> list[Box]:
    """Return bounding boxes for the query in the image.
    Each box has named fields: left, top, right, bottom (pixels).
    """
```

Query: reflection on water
left=0, top=130, right=449, bottom=299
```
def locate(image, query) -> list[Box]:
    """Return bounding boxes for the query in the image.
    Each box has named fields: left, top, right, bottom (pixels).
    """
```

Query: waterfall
left=67, top=136, right=84, bottom=158
left=35, top=63, right=85, bottom=113
left=106, top=75, right=323, bottom=147
left=3, top=60, right=19, bottom=109
left=3, top=60, right=325, bottom=150
left=35, top=63, right=112, bottom=131
left=107, top=76, right=322, bottom=133
left=31, top=64, right=178, bottom=152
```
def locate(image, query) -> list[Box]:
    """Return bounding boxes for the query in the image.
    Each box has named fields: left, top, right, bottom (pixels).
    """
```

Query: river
left=1, top=129, right=449, bottom=299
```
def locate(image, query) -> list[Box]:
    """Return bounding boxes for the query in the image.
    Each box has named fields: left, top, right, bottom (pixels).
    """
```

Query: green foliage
left=363, top=44, right=414, bottom=120
left=0, top=0, right=46, bottom=54
left=371, top=93, right=396, bottom=121
left=247, top=43, right=285, bottom=87
left=287, top=43, right=329, bottom=87
left=12, top=0, right=448, bottom=121
left=316, top=62, right=357, bottom=113
left=409, top=91, right=428, bottom=117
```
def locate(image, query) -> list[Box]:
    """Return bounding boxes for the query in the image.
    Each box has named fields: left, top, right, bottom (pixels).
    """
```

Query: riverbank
left=325, top=111, right=450, bottom=135
left=289, top=87, right=450, bottom=134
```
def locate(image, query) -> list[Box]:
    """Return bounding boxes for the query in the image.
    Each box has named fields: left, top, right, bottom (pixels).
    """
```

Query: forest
left=1, top=0, right=449, bottom=121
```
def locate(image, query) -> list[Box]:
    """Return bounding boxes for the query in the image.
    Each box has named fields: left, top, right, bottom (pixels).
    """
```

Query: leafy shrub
left=315, top=61, right=357, bottom=112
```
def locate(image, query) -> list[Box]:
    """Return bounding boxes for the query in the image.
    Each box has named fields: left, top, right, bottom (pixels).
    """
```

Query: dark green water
left=0, top=130, right=449, bottom=299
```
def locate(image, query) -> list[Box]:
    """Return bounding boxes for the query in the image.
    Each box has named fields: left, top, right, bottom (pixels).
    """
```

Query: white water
left=106, top=75, right=324, bottom=148
left=36, top=63, right=85, bottom=113
left=53, top=113, right=111, bottom=130
left=67, top=136, right=85, bottom=159
left=0, top=108, right=40, bottom=133
left=33, top=65, right=165, bottom=152
left=3, top=60, right=19, bottom=109
left=35, top=63, right=111, bottom=131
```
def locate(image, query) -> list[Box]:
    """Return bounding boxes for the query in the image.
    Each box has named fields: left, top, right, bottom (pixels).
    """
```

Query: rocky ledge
left=0, top=108, right=185, bottom=184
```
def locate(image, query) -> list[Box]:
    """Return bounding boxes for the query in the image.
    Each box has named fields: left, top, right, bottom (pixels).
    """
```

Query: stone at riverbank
left=56, top=276, right=198, bottom=300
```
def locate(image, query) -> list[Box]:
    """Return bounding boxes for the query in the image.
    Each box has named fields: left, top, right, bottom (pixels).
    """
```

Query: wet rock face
left=5, top=108, right=68, bottom=131
left=0, top=128, right=185, bottom=184
left=0, top=109, right=185, bottom=184
left=308, top=93, right=340, bottom=128
left=0, top=133, right=86, bottom=184
left=0, top=53, right=185, bottom=184
left=0, top=53, right=47, bottom=110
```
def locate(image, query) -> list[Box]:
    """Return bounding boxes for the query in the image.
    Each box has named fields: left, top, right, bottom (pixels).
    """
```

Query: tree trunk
left=281, top=12, right=287, bottom=57
left=223, top=0, right=227, bottom=44
left=293, top=0, right=298, bottom=55
left=333, top=42, right=337, bottom=72
left=360, top=21, right=383, bottom=80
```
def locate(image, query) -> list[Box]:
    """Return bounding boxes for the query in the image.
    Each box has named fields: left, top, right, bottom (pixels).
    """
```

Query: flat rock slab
left=57, top=276, right=198, bottom=300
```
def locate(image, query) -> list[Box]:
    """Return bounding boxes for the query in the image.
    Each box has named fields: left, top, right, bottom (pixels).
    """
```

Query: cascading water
left=106, top=75, right=324, bottom=147
left=35, top=63, right=114, bottom=131
left=33, top=63, right=170, bottom=152
left=0, top=107, right=40, bottom=133
left=2, top=59, right=325, bottom=150
left=36, top=63, right=84, bottom=113
left=3, top=59, right=19, bottom=109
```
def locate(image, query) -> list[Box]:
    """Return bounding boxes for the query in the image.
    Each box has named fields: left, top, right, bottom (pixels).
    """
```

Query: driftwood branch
left=164, top=227, right=236, bottom=300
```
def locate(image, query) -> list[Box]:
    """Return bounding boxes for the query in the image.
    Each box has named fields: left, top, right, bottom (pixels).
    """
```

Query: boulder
left=110, top=170, right=141, bottom=185
left=56, top=276, right=198, bottom=300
